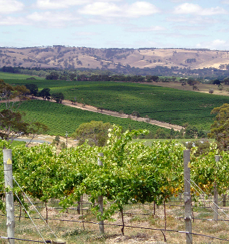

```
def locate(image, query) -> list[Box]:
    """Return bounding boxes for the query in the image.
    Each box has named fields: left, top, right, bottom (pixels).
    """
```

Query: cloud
left=221, top=0, right=229, bottom=4
left=196, top=39, right=229, bottom=50
left=126, top=25, right=166, bottom=32
left=0, top=16, right=27, bottom=26
left=171, top=0, right=190, bottom=2
left=27, top=11, right=81, bottom=27
left=36, top=0, right=121, bottom=9
left=125, top=2, right=160, bottom=17
left=79, top=2, right=121, bottom=17
left=167, top=15, right=220, bottom=25
left=174, top=3, right=227, bottom=15
left=79, top=1, right=160, bottom=18
left=0, top=0, right=24, bottom=14
left=76, top=32, right=99, bottom=36
left=36, top=0, right=88, bottom=9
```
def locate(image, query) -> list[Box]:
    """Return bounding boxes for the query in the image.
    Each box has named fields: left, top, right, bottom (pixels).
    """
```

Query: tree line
left=4, top=65, right=229, bottom=80
left=24, top=83, right=64, bottom=103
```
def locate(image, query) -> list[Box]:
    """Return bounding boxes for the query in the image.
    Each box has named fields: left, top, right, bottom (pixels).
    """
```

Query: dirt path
left=35, top=97, right=183, bottom=131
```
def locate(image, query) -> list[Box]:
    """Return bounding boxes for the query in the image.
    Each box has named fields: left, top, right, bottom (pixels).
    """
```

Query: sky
left=1, top=0, right=229, bottom=50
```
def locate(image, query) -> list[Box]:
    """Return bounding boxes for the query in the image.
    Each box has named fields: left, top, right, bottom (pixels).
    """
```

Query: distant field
left=0, top=100, right=168, bottom=136
left=0, top=72, right=44, bottom=80
left=152, top=81, right=229, bottom=96
left=4, top=79, right=229, bottom=130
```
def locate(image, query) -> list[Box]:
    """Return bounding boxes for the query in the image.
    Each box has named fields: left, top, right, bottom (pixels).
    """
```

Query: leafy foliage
left=51, top=92, right=64, bottom=103
left=38, top=88, right=51, bottom=100
left=25, top=83, right=38, bottom=96
left=208, top=103, right=229, bottom=150
left=72, top=121, right=111, bottom=146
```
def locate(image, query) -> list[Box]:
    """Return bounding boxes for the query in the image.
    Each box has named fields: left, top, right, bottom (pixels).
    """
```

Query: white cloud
left=0, top=16, right=27, bottom=26
left=36, top=0, right=89, bottom=9
left=167, top=15, right=220, bottom=25
left=79, top=1, right=159, bottom=18
left=196, top=39, right=229, bottom=50
left=0, top=0, right=24, bottom=14
left=221, top=0, right=229, bottom=4
left=79, top=2, right=121, bottom=17
left=127, top=25, right=166, bottom=32
left=170, top=0, right=194, bottom=2
left=76, top=32, right=98, bottom=36
left=174, top=3, right=227, bottom=15
left=27, top=11, right=81, bottom=27
left=36, top=0, right=121, bottom=9
left=125, top=2, right=160, bottom=17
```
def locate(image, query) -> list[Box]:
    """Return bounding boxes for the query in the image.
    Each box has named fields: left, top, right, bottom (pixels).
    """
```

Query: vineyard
left=0, top=100, right=169, bottom=136
left=1, top=126, right=229, bottom=243
left=0, top=72, right=44, bottom=80
left=5, top=79, right=229, bottom=130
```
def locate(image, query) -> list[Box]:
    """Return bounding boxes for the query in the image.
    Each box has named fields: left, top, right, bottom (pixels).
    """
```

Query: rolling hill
left=1, top=46, right=229, bottom=72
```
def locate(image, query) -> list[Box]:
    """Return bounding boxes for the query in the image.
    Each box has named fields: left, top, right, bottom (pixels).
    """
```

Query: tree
left=0, top=80, right=47, bottom=143
left=208, top=103, right=229, bottom=150
left=131, top=111, right=140, bottom=117
left=0, top=110, right=29, bottom=141
left=51, top=92, right=64, bottom=103
left=69, top=73, right=76, bottom=81
left=72, top=121, right=111, bottom=146
left=187, top=77, right=198, bottom=86
left=185, top=125, right=198, bottom=139
left=46, top=71, right=59, bottom=80
left=223, top=77, right=229, bottom=85
left=154, top=128, right=167, bottom=139
left=26, top=122, right=49, bottom=146
left=213, top=79, right=221, bottom=85
left=39, top=88, right=51, bottom=100
left=218, top=84, right=224, bottom=91
left=25, top=83, right=38, bottom=96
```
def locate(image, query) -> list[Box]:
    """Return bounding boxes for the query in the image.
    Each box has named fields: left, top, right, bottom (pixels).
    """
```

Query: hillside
left=1, top=46, right=229, bottom=72
left=5, top=79, right=229, bottom=131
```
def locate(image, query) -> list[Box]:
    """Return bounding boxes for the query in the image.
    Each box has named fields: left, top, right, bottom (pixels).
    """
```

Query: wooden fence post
left=3, top=149, right=15, bottom=244
left=184, top=149, right=192, bottom=244
left=223, top=194, right=227, bottom=207
left=98, top=153, right=104, bottom=234
left=214, top=155, right=220, bottom=221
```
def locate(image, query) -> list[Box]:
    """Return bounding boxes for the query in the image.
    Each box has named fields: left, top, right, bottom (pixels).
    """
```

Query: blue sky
left=1, top=0, right=229, bottom=50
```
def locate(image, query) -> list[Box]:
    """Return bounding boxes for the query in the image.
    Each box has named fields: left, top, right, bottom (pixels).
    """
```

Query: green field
left=3, top=79, right=229, bottom=130
left=0, top=100, right=168, bottom=136
left=0, top=72, right=44, bottom=80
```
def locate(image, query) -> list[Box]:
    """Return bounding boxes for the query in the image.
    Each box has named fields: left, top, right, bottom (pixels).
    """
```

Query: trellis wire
left=13, top=191, right=47, bottom=244
left=6, top=211, right=229, bottom=242
left=13, top=176, right=58, bottom=239
left=188, top=178, right=229, bottom=221
left=0, top=236, right=51, bottom=243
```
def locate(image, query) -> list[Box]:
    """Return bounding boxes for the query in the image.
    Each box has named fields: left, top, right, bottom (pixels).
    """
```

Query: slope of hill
left=1, top=46, right=229, bottom=72
left=5, top=79, right=229, bottom=130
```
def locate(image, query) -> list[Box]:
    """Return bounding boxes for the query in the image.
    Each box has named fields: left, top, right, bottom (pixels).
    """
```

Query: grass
left=0, top=197, right=227, bottom=243
left=0, top=72, right=44, bottom=80
left=4, top=79, right=229, bottom=130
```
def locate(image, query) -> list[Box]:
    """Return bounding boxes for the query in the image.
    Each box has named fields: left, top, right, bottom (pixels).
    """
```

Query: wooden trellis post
left=214, top=155, right=220, bottom=221
left=184, top=150, right=192, bottom=244
left=98, top=153, right=104, bottom=234
left=3, top=149, right=15, bottom=244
